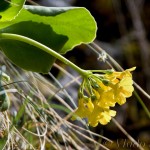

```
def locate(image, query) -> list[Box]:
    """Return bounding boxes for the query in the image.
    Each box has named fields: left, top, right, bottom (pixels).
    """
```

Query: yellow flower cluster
left=73, top=67, right=135, bottom=127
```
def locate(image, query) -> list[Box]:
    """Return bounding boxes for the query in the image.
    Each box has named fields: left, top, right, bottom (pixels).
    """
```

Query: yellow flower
left=97, top=90, right=116, bottom=107
left=87, top=104, right=101, bottom=127
left=119, top=76, right=134, bottom=97
left=98, top=109, right=116, bottom=125
left=87, top=105, right=116, bottom=126
left=74, top=97, right=116, bottom=127
left=74, top=97, right=94, bottom=119
left=105, top=67, right=136, bottom=84
left=112, top=77, right=134, bottom=105
left=109, top=68, right=135, bottom=105
left=118, top=67, right=136, bottom=79
left=72, top=67, right=135, bottom=127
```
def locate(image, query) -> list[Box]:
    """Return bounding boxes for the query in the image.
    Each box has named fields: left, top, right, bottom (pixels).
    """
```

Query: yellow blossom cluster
left=73, top=67, right=135, bottom=127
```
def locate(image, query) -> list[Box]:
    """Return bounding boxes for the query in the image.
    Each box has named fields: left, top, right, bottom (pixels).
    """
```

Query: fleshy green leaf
left=0, top=22, right=68, bottom=73
left=0, top=6, right=97, bottom=73
left=23, top=6, right=97, bottom=53
left=0, top=0, right=25, bottom=22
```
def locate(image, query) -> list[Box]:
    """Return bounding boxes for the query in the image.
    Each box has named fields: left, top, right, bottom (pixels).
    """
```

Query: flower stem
left=0, top=33, right=88, bottom=76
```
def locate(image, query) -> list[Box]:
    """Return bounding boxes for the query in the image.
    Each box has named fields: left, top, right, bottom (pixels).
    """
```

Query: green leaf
left=23, top=6, right=97, bottom=52
left=0, top=22, right=68, bottom=73
left=0, top=0, right=25, bottom=22
left=0, top=6, right=97, bottom=73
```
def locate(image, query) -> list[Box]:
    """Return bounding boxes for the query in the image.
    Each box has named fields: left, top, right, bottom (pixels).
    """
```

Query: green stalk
left=0, top=33, right=88, bottom=77
left=133, top=90, right=150, bottom=118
